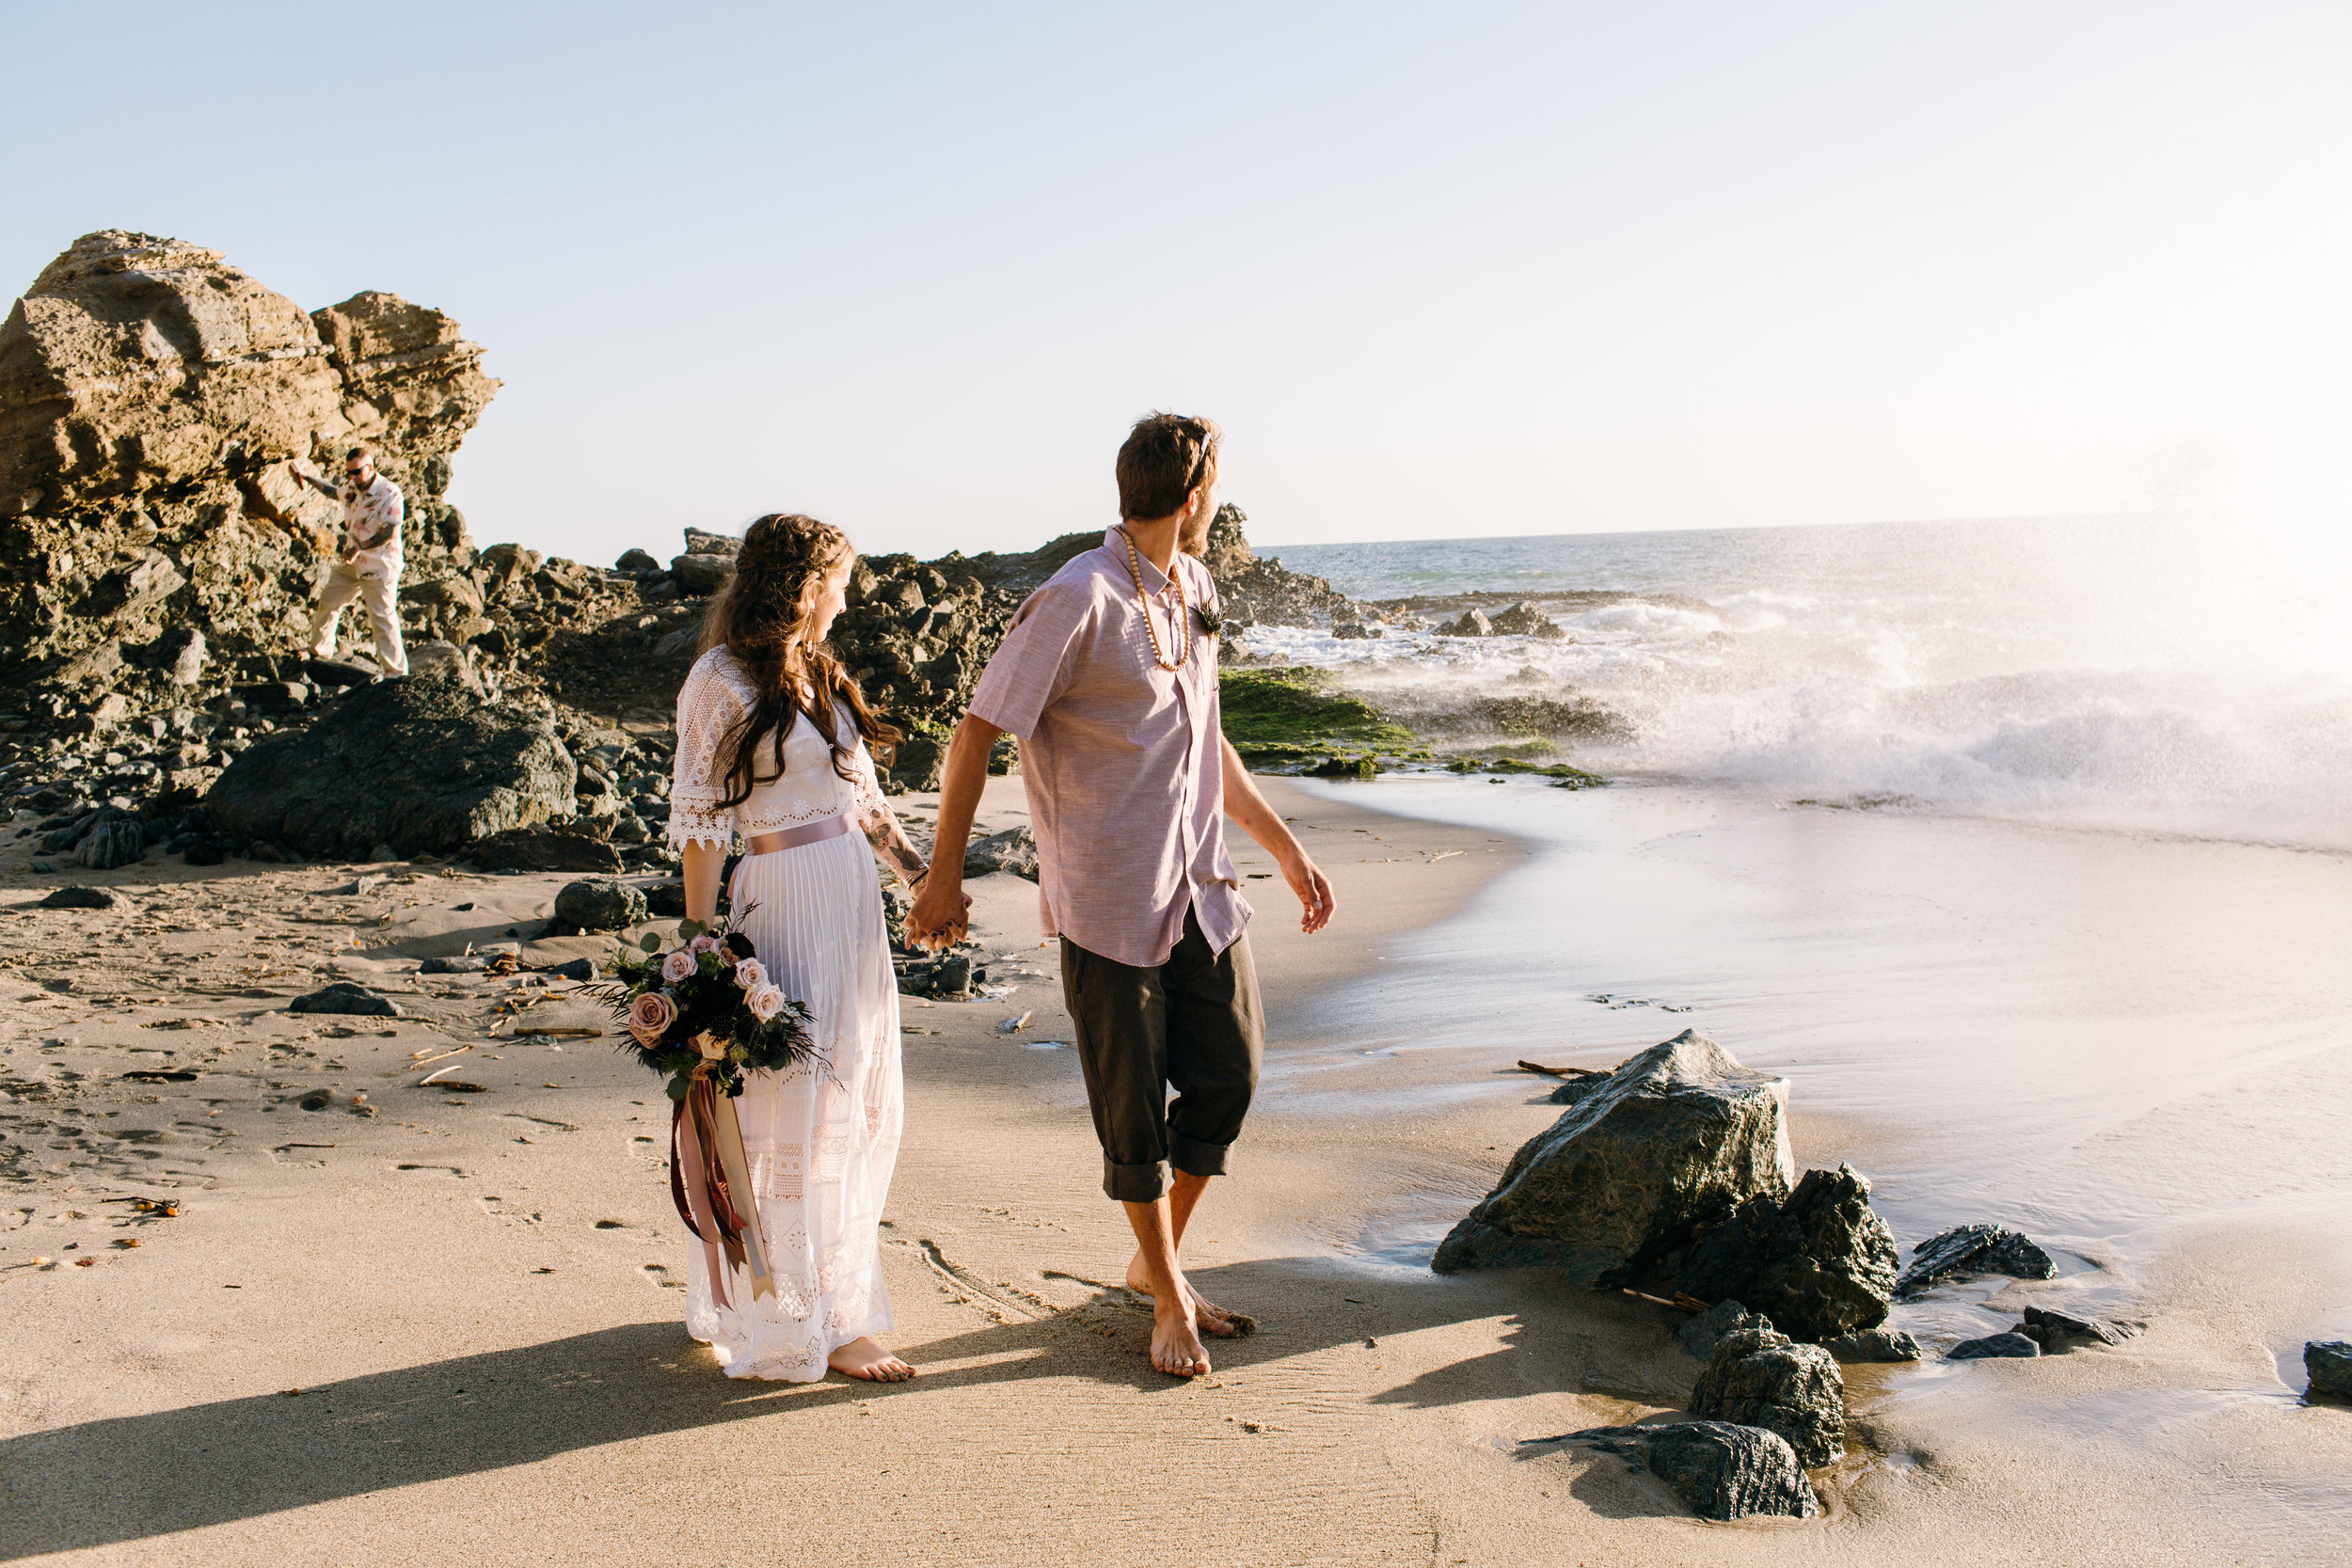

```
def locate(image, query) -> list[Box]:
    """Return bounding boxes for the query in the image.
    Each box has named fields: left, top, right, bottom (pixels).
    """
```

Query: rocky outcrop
left=1677, top=1298, right=1767, bottom=1360
left=0, top=231, right=496, bottom=705
left=1562, top=1422, right=1820, bottom=1520
left=204, top=669, right=575, bottom=859
left=2019, top=1306, right=2141, bottom=1353
left=1895, top=1223, right=2058, bottom=1299
left=1827, top=1327, right=1922, bottom=1362
left=1689, top=1322, right=1846, bottom=1467
left=1431, top=1029, right=1793, bottom=1278
left=1670, top=1164, right=1898, bottom=1343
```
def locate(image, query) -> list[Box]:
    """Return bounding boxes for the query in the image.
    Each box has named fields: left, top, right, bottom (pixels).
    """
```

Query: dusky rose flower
left=690, top=934, right=719, bottom=955
left=745, top=983, right=786, bottom=1023
left=734, top=958, right=769, bottom=991
left=661, top=948, right=695, bottom=984
left=627, top=990, right=678, bottom=1048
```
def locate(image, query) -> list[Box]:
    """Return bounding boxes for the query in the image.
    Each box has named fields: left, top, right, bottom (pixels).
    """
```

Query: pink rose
left=627, top=990, right=678, bottom=1048
left=691, top=934, right=719, bottom=955
left=745, top=983, right=786, bottom=1023
left=661, top=948, right=695, bottom=984
left=734, top=958, right=769, bottom=991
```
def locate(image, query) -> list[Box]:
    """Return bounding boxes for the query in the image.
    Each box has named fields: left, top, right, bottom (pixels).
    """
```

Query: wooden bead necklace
left=1115, top=527, right=1192, bottom=671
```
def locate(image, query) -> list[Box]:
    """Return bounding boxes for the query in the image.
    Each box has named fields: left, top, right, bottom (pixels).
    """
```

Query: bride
left=666, top=513, right=942, bottom=1383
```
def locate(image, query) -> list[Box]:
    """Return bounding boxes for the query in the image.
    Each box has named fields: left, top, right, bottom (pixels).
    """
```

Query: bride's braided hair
left=697, top=513, right=900, bottom=811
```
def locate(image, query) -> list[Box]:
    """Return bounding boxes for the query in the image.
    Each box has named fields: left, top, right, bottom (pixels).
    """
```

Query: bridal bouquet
left=594, top=917, right=816, bottom=1101
left=587, top=916, right=816, bottom=1309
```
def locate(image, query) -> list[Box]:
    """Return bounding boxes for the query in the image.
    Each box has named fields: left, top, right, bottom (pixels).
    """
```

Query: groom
left=908, top=412, right=1336, bottom=1378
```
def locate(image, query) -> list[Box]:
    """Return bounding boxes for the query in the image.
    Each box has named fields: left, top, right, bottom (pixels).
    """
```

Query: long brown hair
left=698, top=513, right=900, bottom=810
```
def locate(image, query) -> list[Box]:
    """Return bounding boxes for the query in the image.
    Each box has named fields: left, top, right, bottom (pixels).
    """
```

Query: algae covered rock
left=1675, top=1163, right=1898, bottom=1342
left=1432, top=1029, right=1792, bottom=1279
left=1689, top=1322, right=1846, bottom=1467
left=1564, top=1421, right=1820, bottom=1520
left=206, top=669, right=576, bottom=859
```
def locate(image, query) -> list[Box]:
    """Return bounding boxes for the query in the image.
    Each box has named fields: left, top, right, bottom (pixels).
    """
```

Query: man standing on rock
left=908, top=412, right=1336, bottom=1379
left=293, top=445, right=408, bottom=675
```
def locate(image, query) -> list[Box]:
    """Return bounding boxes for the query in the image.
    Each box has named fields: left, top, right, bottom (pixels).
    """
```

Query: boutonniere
left=1197, top=604, right=1223, bottom=639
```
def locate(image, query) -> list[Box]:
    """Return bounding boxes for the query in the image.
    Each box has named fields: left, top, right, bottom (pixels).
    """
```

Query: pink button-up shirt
left=968, top=530, right=1249, bottom=969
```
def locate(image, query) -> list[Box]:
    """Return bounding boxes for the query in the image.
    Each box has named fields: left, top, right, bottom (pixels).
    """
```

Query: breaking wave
left=1249, top=516, right=2352, bottom=851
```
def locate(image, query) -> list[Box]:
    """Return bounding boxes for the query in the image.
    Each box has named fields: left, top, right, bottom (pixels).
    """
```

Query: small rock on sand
left=289, top=982, right=403, bottom=1017
left=39, top=885, right=121, bottom=910
left=553, top=878, right=647, bottom=931
left=2306, top=1341, right=2352, bottom=1400
left=1689, top=1322, right=1846, bottom=1467
left=1562, top=1421, right=1820, bottom=1520
left=1826, top=1327, right=1922, bottom=1362
left=1677, top=1298, right=1766, bottom=1360
left=1948, top=1331, right=2042, bottom=1360
left=1895, top=1223, right=2057, bottom=1299
left=2020, top=1306, right=2141, bottom=1352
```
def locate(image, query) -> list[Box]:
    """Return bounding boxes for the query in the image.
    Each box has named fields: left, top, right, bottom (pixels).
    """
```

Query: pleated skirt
left=682, top=826, right=903, bottom=1380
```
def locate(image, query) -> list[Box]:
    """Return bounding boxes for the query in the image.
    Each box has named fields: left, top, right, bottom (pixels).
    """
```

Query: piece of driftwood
left=1517, top=1060, right=1603, bottom=1078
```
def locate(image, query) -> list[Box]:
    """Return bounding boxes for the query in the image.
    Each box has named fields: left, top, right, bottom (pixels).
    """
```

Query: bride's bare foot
left=1127, top=1254, right=1257, bottom=1338
left=828, top=1337, right=916, bottom=1383
left=1152, top=1294, right=1213, bottom=1378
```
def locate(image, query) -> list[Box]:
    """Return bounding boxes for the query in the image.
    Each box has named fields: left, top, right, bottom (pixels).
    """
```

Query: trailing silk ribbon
left=668, top=1037, right=776, bottom=1309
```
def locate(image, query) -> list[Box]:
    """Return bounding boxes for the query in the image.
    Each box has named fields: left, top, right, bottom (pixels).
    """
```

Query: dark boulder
left=420, top=956, right=487, bottom=974
left=1689, top=1323, right=1845, bottom=1467
left=1895, top=1223, right=2058, bottom=1298
left=542, top=957, right=596, bottom=981
left=463, top=829, right=624, bottom=874
left=288, top=982, right=402, bottom=1017
left=1560, top=1422, right=1820, bottom=1520
left=2307, top=1341, right=2352, bottom=1400
left=1486, top=601, right=1565, bottom=640
left=2020, top=1306, right=2141, bottom=1353
left=76, top=815, right=148, bottom=870
left=1677, top=1298, right=1766, bottom=1360
left=963, top=824, right=1040, bottom=880
left=643, top=879, right=688, bottom=917
left=669, top=553, right=736, bottom=596
left=1826, top=1327, right=1922, bottom=1363
left=1432, top=1029, right=1792, bottom=1279
left=1673, top=1164, right=1898, bottom=1342
left=39, top=885, right=121, bottom=910
left=553, top=878, right=647, bottom=932
left=1948, top=1331, right=2042, bottom=1360
left=615, top=547, right=660, bottom=573
left=206, top=671, right=578, bottom=861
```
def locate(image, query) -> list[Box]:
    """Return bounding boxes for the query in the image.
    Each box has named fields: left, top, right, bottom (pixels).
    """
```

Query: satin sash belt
left=744, top=814, right=855, bottom=856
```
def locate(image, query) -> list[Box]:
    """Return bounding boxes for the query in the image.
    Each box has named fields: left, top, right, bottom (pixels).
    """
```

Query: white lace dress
left=668, top=646, right=904, bottom=1381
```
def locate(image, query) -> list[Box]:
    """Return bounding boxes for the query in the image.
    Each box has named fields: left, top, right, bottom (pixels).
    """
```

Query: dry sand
left=1, top=776, right=2344, bottom=1565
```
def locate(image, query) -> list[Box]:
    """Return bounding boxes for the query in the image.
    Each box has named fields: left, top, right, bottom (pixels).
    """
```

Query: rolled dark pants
left=1059, top=905, right=1264, bottom=1203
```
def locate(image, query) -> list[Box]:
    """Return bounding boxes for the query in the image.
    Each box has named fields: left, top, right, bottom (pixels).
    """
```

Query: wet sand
left=1, top=775, right=2346, bottom=1563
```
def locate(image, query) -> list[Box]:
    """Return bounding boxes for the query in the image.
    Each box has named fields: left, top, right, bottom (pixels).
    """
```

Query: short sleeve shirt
left=968, top=531, right=1248, bottom=969
left=338, top=475, right=405, bottom=564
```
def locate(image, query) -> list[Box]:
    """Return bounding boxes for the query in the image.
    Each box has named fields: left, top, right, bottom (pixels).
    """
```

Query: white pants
left=310, top=555, right=407, bottom=674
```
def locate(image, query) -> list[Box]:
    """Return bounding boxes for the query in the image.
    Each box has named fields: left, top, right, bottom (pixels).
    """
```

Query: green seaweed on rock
left=1218, top=666, right=1414, bottom=763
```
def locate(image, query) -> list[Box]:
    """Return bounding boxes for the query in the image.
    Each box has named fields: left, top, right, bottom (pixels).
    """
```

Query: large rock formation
left=1670, top=1164, right=1899, bottom=1342
left=204, top=669, right=574, bottom=859
left=0, top=230, right=496, bottom=702
left=1431, top=1030, right=1793, bottom=1278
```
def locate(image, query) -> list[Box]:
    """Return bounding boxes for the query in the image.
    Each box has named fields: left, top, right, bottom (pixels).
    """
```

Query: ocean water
left=1252, top=516, right=2352, bottom=852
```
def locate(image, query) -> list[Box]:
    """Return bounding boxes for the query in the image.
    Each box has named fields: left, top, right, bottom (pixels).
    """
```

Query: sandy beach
left=3, top=772, right=2347, bottom=1565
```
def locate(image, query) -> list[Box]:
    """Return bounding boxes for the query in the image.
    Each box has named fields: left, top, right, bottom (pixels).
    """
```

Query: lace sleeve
left=850, top=737, right=890, bottom=820
left=668, top=654, right=748, bottom=851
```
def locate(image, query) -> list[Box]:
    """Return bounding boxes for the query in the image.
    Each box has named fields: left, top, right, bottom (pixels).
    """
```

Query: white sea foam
left=1250, top=516, right=2352, bottom=850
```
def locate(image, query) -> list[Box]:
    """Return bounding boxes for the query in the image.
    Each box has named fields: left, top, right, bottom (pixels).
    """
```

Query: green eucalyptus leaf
left=677, top=918, right=707, bottom=941
left=641, top=931, right=663, bottom=953
left=664, top=1075, right=691, bottom=1101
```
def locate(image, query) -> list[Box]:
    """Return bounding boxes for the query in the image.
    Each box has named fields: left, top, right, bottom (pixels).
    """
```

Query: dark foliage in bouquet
left=588, top=915, right=817, bottom=1101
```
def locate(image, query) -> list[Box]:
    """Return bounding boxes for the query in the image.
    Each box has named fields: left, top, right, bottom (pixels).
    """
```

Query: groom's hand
left=1279, top=849, right=1336, bottom=934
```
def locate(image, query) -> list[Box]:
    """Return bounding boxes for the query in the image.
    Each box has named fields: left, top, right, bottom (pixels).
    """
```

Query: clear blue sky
left=7, top=2, right=2346, bottom=563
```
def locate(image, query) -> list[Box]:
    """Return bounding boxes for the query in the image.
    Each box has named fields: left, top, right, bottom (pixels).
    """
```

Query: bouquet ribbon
left=669, top=1051, right=777, bottom=1308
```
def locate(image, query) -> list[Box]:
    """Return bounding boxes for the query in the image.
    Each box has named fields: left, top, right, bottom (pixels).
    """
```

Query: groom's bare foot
left=1127, top=1255, right=1258, bottom=1338
left=1152, top=1295, right=1213, bottom=1378
left=828, top=1337, right=915, bottom=1383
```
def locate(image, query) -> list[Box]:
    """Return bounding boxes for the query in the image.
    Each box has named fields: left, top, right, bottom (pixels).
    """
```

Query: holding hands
left=905, top=870, right=971, bottom=951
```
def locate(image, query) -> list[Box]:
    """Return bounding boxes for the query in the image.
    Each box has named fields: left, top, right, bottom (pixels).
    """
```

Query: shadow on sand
left=0, top=1254, right=1687, bottom=1559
